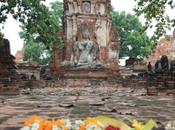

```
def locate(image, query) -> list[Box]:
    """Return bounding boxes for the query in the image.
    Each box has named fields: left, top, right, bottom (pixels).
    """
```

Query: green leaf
left=143, top=120, right=157, bottom=130
left=95, top=116, right=132, bottom=130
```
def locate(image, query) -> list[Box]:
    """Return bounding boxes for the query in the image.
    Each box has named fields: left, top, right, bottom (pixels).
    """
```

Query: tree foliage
left=111, top=11, right=152, bottom=59
left=23, top=41, right=52, bottom=64
left=22, top=40, right=53, bottom=65
left=134, top=0, right=175, bottom=40
left=0, top=0, right=63, bottom=48
left=19, top=1, right=63, bottom=64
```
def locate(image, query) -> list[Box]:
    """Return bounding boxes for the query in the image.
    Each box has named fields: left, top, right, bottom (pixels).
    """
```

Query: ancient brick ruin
left=141, top=30, right=175, bottom=95
left=2, top=1, right=175, bottom=97
left=147, top=29, right=175, bottom=66
left=15, top=48, right=24, bottom=63
left=53, top=0, right=120, bottom=78
left=147, top=37, right=174, bottom=66
left=0, top=39, right=16, bottom=77
left=0, top=39, right=19, bottom=95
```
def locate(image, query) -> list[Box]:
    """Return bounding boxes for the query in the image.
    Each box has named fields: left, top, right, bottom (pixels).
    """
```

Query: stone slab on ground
left=0, top=86, right=175, bottom=129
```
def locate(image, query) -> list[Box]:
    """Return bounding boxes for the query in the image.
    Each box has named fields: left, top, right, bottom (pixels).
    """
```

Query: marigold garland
left=20, top=116, right=68, bottom=130
left=20, top=115, right=157, bottom=130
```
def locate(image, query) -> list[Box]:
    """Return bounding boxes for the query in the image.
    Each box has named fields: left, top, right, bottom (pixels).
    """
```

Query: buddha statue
left=72, top=25, right=99, bottom=67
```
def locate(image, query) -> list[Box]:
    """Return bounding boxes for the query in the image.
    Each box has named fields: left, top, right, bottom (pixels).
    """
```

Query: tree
left=0, top=0, right=63, bottom=48
left=18, top=1, right=63, bottom=64
left=23, top=41, right=51, bottom=64
left=134, top=0, right=175, bottom=40
left=111, top=11, right=152, bottom=59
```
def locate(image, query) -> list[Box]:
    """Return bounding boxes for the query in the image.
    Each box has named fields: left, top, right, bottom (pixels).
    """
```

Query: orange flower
left=52, top=119, right=64, bottom=127
left=44, top=120, right=52, bottom=130
left=24, top=115, right=42, bottom=127
left=52, top=119, right=68, bottom=130
left=38, top=120, right=48, bottom=130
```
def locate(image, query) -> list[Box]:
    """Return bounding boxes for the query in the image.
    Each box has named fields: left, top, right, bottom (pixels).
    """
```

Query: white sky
left=2, top=0, right=175, bottom=55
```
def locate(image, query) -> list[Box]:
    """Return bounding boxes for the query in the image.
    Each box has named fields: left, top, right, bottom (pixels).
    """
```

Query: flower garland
left=20, top=115, right=157, bottom=130
left=20, top=115, right=68, bottom=130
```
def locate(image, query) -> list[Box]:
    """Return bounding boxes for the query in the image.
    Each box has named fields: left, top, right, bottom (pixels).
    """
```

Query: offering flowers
left=79, top=118, right=104, bottom=130
left=20, top=115, right=68, bottom=130
left=131, top=119, right=157, bottom=130
left=19, top=115, right=157, bottom=130
left=105, top=125, right=121, bottom=130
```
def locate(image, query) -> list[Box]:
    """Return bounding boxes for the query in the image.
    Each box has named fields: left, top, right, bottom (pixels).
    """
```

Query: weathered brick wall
left=15, top=49, right=24, bottom=63
left=0, top=39, right=16, bottom=76
left=147, top=37, right=174, bottom=66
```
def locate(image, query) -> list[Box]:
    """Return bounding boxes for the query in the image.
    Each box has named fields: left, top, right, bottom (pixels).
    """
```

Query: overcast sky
left=2, top=0, right=175, bottom=55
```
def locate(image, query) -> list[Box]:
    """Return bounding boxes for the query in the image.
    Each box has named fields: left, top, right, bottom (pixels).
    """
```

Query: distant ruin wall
left=0, top=39, right=16, bottom=76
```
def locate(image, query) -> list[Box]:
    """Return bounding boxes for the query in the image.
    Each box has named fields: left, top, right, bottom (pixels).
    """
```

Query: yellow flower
left=132, top=120, right=144, bottom=130
left=79, top=118, right=103, bottom=130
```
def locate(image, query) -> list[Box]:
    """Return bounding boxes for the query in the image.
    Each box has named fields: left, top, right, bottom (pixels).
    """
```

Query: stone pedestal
left=54, top=67, right=120, bottom=79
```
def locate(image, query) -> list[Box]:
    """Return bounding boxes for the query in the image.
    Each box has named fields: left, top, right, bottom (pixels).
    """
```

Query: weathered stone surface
left=98, top=107, right=117, bottom=113
left=59, top=102, right=74, bottom=108
left=0, top=86, right=175, bottom=129
left=89, top=101, right=105, bottom=106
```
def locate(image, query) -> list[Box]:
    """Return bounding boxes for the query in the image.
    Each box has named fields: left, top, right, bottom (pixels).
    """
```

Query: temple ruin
left=0, top=39, right=16, bottom=77
left=53, top=0, right=120, bottom=77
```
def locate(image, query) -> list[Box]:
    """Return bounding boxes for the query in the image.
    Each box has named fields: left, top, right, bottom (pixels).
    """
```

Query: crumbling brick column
left=52, top=45, right=63, bottom=72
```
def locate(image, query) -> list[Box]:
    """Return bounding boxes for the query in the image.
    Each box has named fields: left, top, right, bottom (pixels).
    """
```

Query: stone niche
left=53, top=0, right=120, bottom=78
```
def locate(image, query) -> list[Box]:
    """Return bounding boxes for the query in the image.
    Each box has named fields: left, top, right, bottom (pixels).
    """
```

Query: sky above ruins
left=2, top=0, right=175, bottom=55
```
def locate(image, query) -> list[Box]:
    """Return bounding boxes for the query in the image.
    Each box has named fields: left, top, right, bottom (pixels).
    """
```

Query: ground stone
left=0, top=86, right=175, bottom=129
